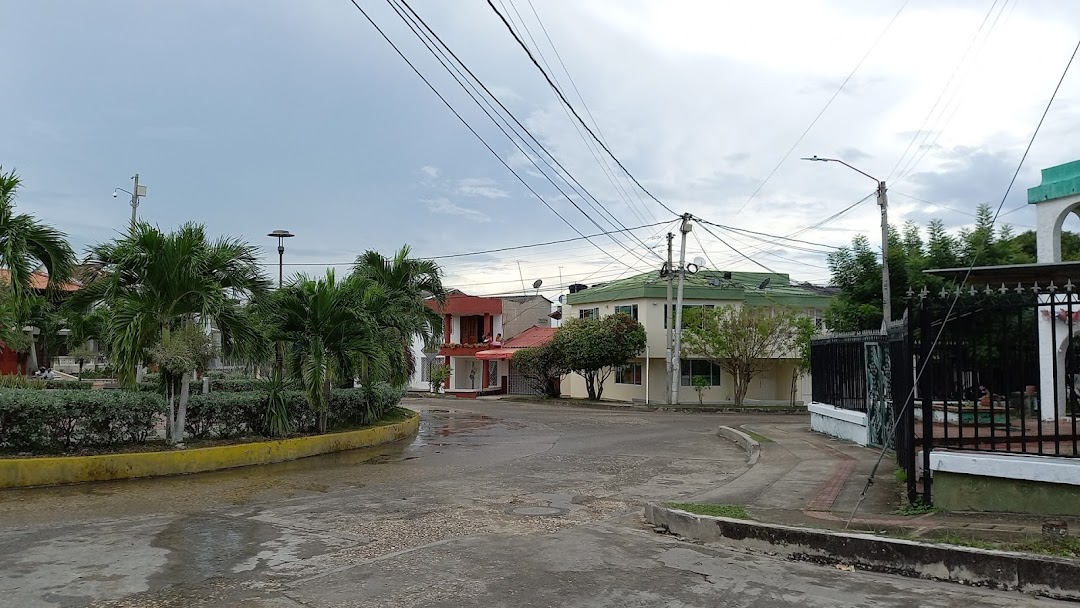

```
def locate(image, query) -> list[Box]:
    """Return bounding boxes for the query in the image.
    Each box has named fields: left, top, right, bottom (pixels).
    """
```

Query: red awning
left=475, top=348, right=515, bottom=360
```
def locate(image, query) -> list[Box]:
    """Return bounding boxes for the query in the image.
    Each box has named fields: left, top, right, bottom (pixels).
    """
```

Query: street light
left=802, top=155, right=892, bottom=327
left=113, top=173, right=148, bottom=227
left=267, top=229, right=295, bottom=289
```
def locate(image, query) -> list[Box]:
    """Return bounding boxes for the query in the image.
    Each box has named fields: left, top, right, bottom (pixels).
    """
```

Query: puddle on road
left=0, top=409, right=519, bottom=519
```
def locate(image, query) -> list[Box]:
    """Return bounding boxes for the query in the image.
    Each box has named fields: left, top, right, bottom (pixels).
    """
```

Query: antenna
left=517, top=261, right=527, bottom=297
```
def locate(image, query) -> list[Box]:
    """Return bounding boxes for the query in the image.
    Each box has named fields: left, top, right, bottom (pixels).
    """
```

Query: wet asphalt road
left=0, top=399, right=1066, bottom=607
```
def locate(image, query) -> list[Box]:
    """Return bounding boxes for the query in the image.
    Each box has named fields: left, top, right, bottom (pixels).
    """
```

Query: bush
left=184, top=390, right=311, bottom=438
left=0, top=375, right=46, bottom=390
left=44, top=380, right=94, bottom=390
left=209, top=378, right=264, bottom=393
left=0, top=389, right=166, bottom=452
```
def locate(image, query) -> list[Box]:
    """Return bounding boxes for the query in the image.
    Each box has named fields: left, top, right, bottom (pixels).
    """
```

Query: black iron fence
left=908, top=284, right=1080, bottom=503
left=810, top=330, right=887, bottom=412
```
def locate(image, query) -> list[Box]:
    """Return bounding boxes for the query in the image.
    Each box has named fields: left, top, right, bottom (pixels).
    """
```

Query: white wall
left=809, top=402, right=869, bottom=446
left=930, top=451, right=1080, bottom=486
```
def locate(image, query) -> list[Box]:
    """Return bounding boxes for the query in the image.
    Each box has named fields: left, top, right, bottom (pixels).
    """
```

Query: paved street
left=0, top=400, right=1066, bottom=607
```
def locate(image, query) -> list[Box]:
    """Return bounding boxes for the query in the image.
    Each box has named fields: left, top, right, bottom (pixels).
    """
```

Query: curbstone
left=645, top=503, right=1080, bottom=601
left=0, top=411, right=420, bottom=489
left=717, top=426, right=761, bottom=466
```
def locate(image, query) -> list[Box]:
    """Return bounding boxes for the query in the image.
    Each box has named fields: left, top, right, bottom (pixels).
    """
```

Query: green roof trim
left=565, top=270, right=836, bottom=308
left=1028, top=159, right=1080, bottom=204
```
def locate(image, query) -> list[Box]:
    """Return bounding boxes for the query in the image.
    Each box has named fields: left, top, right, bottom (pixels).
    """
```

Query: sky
left=4, top=0, right=1080, bottom=299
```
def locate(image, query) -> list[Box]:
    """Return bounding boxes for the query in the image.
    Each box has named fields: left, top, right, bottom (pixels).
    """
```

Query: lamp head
left=112, top=190, right=118, bottom=198
left=267, top=230, right=295, bottom=239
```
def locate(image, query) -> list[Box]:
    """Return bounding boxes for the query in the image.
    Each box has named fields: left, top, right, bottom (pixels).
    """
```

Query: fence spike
left=919, top=287, right=929, bottom=299
left=1067, top=279, right=1075, bottom=292
left=999, top=283, right=1008, bottom=295
left=1015, top=282, right=1025, bottom=294
left=983, top=284, right=994, bottom=296
left=939, top=287, right=950, bottom=298
left=906, top=286, right=914, bottom=297
left=1049, top=281, right=1058, bottom=293
left=1031, top=282, right=1041, bottom=294
left=969, top=285, right=978, bottom=296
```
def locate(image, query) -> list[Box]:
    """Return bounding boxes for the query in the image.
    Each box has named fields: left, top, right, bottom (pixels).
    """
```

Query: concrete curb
left=645, top=503, right=1080, bottom=601
left=0, top=411, right=420, bottom=489
left=717, top=426, right=761, bottom=466
left=492, top=398, right=807, bottom=415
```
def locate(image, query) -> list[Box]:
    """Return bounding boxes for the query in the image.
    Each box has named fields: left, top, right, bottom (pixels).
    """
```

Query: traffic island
left=0, top=410, right=419, bottom=489
left=645, top=503, right=1080, bottom=601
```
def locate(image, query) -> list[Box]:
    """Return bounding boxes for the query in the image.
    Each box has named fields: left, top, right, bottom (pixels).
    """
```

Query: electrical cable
left=485, top=0, right=680, bottom=218
left=343, top=0, right=640, bottom=272
left=390, top=0, right=664, bottom=262
left=732, top=0, right=909, bottom=216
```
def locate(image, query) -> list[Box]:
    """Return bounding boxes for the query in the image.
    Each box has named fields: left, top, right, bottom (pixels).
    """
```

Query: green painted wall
left=934, top=472, right=1080, bottom=516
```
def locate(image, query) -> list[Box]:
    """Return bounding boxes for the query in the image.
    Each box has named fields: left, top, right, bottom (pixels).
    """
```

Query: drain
left=507, top=505, right=568, bottom=517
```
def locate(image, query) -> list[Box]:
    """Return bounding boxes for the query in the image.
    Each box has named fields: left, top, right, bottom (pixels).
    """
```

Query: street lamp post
left=267, top=230, right=295, bottom=289
left=802, top=156, right=892, bottom=328
left=267, top=230, right=294, bottom=373
left=113, top=174, right=148, bottom=227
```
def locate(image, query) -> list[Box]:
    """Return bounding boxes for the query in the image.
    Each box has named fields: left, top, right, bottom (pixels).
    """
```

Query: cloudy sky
left=4, top=0, right=1080, bottom=297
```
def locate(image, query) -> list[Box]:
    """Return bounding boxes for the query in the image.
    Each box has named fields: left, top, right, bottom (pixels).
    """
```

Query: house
left=0, top=270, right=81, bottom=375
left=408, top=292, right=505, bottom=396
left=499, top=295, right=554, bottom=337
left=562, top=270, right=835, bottom=404
left=476, top=325, right=558, bottom=395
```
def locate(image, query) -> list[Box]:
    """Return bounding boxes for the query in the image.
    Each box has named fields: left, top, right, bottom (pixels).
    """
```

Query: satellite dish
left=693, top=256, right=706, bottom=267
left=709, top=278, right=722, bottom=287
left=532, top=279, right=543, bottom=289
left=558, top=294, right=566, bottom=304
left=758, top=278, right=771, bottom=290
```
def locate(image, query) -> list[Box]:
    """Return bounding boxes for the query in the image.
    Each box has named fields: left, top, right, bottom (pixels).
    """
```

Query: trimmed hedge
left=0, top=389, right=165, bottom=452
left=44, top=380, right=94, bottom=390
left=209, top=378, right=265, bottom=393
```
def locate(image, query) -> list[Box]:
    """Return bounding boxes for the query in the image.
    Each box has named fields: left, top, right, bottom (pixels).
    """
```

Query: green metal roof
left=565, top=270, right=836, bottom=308
left=1028, top=159, right=1080, bottom=204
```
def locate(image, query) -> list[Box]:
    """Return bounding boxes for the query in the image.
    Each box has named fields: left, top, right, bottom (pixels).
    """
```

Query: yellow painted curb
left=0, top=411, right=419, bottom=489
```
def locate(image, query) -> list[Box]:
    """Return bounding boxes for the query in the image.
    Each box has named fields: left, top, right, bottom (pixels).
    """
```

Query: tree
left=350, top=246, right=448, bottom=384
left=150, top=324, right=216, bottom=443
left=69, top=345, right=95, bottom=380
left=511, top=344, right=563, bottom=398
left=0, top=167, right=75, bottom=296
left=266, top=270, right=389, bottom=433
left=681, top=306, right=806, bottom=407
left=789, top=315, right=816, bottom=406
left=71, top=222, right=269, bottom=443
left=550, top=312, right=646, bottom=400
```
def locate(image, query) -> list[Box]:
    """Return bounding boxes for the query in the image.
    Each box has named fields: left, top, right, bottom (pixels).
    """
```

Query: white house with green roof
left=562, top=270, right=836, bottom=404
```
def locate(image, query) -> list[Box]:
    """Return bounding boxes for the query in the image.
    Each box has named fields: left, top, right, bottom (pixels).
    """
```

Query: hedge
left=0, top=389, right=165, bottom=452
left=208, top=378, right=266, bottom=393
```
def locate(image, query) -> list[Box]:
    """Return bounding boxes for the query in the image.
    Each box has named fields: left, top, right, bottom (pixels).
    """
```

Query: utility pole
left=877, top=180, right=892, bottom=330
left=130, top=174, right=140, bottom=226
left=801, top=156, right=891, bottom=330
left=670, top=215, right=692, bottom=406
left=665, top=232, right=675, bottom=404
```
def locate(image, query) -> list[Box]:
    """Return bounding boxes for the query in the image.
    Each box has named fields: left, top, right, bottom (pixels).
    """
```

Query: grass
left=667, top=502, right=749, bottom=519
left=743, top=430, right=773, bottom=443
left=894, top=501, right=940, bottom=516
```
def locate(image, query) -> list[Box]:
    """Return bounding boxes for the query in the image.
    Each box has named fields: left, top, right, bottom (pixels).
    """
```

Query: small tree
left=551, top=313, right=646, bottom=401
left=511, top=344, right=562, bottom=398
left=790, top=316, right=816, bottom=406
left=150, top=324, right=216, bottom=444
left=70, top=345, right=95, bottom=380
left=682, top=306, right=804, bottom=407
left=692, top=375, right=709, bottom=405
left=429, top=362, right=451, bottom=394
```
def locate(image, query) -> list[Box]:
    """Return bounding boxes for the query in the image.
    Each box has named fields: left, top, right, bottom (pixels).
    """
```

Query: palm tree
left=267, top=269, right=388, bottom=432
left=351, top=246, right=447, bottom=382
left=72, top=222, right=270, bottom=442
left=0, top=167, right=75, bottom=295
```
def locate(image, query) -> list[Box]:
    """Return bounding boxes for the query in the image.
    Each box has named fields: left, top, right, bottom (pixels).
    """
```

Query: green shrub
left=0, top=389, right=166, bottom=452
left=44, top=380, right=94, bottom=390
left=0, top=375, right=46, bottom=390
left=209, top=378, right=265, bottom=393
left=184, top=390, right=311, bottom=438
left=140, top=372, right=161, bottom=386
left=77, top=368, right=117, bottom=380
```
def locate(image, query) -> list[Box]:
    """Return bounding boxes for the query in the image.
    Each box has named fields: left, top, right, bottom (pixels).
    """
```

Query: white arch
left=1036, top=194, right=1080, bottom=263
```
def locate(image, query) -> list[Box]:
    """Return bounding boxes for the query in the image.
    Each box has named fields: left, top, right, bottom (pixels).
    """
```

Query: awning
left=475, top=348, right=515, bottom=360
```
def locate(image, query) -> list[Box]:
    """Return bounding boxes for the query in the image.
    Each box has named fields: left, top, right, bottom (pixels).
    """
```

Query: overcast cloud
left=3, top=0, right=1079, bottom=294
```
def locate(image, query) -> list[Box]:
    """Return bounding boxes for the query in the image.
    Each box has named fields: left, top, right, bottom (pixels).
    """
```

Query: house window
left=614, top=304, right=638, bottom=320
left=807, top=309, right=824, bottom=331
left=579, top=307, right=600, bottom=319
left=680, top=359, right=722, bottom=386
left=615, top=363, right=643, bottom=385
left=664, top=304, right=715, bottom=329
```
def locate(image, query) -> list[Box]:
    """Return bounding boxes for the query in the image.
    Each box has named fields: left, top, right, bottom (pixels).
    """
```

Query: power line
left=389, top=0, right=663, bottom=263
left=850, top=34, right=1080, bottom=527
left=885, top=0, right=1005, bottom=182
left=695, top=218, right=838, bottom=252
left=517, top=0, right=659, bottom=225
left=485, top=0, right=680, bottom=218
left=694, top=220, right=777, bottom=274
left=732, top=0, right=909, bottom=216
left=343, top=0, right=640, bottom=272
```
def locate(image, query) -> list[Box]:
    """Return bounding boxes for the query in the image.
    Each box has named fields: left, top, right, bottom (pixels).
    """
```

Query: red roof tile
left=0, top=270, right=80, bottom=292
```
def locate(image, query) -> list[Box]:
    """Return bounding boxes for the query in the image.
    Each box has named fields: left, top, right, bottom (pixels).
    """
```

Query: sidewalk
left=695, top=420, right=1079, bottom=545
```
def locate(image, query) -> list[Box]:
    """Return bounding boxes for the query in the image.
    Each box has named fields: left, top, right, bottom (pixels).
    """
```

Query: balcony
left=438, top=343, right=489, bottom=357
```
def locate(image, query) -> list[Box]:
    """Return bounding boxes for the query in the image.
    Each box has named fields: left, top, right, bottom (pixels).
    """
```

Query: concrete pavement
left=0, top=399, right=1067, bottom=607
